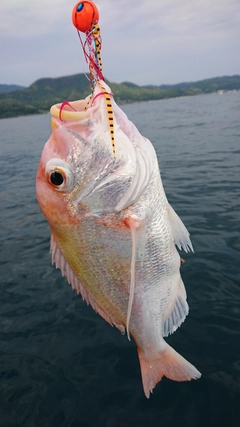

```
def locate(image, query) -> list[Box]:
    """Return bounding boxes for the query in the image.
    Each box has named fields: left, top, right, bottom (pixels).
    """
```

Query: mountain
left=143, top=75, right=240, bottom=91
left=0, top=74, right=239, bottom=119
left=0, top=84, right=25, bottom=94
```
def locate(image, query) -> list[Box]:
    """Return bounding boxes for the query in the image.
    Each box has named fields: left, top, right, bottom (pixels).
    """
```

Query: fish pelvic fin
left=126, top=217, right=136, bottom=341
left=138, top=343, right=201, bottom=398
left=125, top=216, right=146, bottom=341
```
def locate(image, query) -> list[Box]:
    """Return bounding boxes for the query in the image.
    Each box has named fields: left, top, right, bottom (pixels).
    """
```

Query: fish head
left=36, top=82, right=147, bottom=229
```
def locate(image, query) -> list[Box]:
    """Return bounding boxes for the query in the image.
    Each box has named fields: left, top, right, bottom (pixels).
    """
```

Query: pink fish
left=36, top=81, right=201, bottom=397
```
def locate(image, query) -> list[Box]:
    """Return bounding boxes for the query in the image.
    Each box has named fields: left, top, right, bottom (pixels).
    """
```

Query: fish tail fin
left=138, top=342, right=201, bottom=398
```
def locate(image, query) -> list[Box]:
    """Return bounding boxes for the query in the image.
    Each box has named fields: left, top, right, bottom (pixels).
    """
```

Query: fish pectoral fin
left=138, top=342, right=201, bottom=398
left=50, top=234, right=125, bottom=333
left=162, top=277, right=189, bottom=337
left=167, top=204, right=194, bottom=253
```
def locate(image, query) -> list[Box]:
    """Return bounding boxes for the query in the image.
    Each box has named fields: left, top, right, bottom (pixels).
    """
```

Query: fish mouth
left=50, top=99, right=89, bottom=123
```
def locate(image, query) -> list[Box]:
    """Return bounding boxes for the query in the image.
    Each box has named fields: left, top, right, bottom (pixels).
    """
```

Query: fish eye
left=45, top=158, right=75, bottom=193
left=50, top=171, right=64, bottom=186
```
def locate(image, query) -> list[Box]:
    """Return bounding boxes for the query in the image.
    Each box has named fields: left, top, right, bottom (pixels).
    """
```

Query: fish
left=36, top=80, right=201, bottom=398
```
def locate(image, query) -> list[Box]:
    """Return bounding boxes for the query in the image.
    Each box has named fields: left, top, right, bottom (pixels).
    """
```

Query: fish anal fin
left=50, top=234, right=125, bottom=333
left=138, top=342, right=201, bottom=398
left=167, top=204, right=193, bottom=253
left=162, top=277, right=189, bottom=337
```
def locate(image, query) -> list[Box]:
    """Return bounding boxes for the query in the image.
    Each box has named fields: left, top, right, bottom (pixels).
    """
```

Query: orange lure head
left=72, top=1, right=99, bottom=33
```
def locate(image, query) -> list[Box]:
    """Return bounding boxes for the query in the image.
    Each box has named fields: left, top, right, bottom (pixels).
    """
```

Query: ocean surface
left=0, top=90, right=240, bottom=427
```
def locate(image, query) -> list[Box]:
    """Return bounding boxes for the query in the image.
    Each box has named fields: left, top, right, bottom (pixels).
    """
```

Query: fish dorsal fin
left=162, top=277, right=189, bottom=337
left=125, top=216, right=146, bottom=340
left=50, top=234, right=125, bottom=333
left=167, top=204, right=194, bottom=253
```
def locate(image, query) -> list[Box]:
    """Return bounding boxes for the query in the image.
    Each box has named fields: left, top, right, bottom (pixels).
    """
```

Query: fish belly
left=51, top=217, right=133, bottom=329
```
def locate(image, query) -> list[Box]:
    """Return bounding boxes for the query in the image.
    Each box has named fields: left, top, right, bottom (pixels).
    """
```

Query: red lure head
left=72, top=1, right=99, bottom=33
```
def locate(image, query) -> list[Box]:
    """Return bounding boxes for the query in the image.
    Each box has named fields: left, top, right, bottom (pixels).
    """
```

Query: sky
left=0, top=0, right=240, bottom=87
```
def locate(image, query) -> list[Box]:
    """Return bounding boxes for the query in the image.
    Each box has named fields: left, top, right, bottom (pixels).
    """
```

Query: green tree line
left=0, top=74, right=239, bottom=119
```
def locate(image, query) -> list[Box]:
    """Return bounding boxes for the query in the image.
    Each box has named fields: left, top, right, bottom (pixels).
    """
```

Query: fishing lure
left=72, top=1, right=116, bottom=156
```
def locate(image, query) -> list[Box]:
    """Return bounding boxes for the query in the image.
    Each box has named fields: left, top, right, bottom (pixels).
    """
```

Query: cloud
left=0, top=0, right=72, bottom=37
left=0, top=0, right=239, bottom=85
left=1, top=0, right=239, bottom=39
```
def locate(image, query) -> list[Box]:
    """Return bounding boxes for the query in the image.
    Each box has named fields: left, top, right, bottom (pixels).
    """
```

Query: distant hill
left=0, top=84, right=25, bottom=94
left=0, top=74, right=239, bottom=119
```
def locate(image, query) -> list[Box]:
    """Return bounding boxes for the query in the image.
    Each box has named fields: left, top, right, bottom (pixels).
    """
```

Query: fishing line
left=72, top=1, right=116, bottom=157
